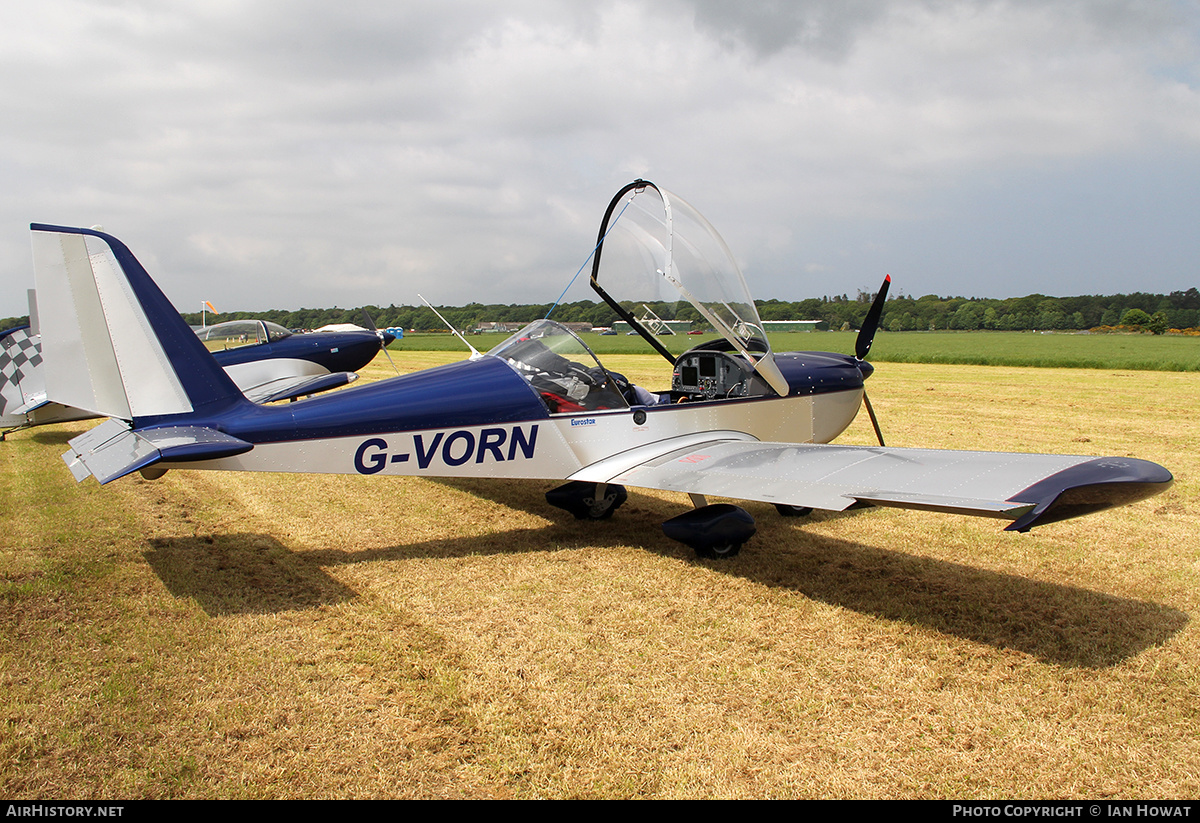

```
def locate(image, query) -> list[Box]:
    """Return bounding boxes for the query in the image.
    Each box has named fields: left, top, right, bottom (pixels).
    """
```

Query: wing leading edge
left=570, top=439, right=1172, bottom=532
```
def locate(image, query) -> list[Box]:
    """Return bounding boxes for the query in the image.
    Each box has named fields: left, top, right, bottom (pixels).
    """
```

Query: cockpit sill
left=487, top=319, right=867, bottom=420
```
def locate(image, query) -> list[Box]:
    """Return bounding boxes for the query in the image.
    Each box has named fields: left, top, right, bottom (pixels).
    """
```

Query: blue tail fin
left=31, top=224, right=246, bottom=424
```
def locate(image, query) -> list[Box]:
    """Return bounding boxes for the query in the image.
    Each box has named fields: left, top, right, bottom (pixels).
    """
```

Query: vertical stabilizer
left=31, top=224, right=244, bottom=423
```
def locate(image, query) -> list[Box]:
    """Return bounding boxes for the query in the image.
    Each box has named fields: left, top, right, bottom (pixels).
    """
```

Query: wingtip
left=1005, top=457, right=1173, bottom=531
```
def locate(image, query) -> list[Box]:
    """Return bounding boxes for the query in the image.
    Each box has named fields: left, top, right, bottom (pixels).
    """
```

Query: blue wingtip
left=1005, top=457, right=1173, bottom=532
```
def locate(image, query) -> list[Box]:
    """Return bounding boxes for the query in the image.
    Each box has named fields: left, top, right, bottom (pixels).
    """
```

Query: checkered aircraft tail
left=0, top=325, right=47, bottom=429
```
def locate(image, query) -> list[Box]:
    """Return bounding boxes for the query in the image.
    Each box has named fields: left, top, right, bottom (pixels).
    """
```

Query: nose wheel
left=546, top=481, right=628, bottom=520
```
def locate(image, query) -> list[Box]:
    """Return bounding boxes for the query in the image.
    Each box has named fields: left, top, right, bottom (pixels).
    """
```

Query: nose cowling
left=773, top=351, right=868, bottom=396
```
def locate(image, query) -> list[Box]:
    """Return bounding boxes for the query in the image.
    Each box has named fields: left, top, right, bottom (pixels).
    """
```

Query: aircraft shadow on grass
left=144, top=533, right=357, bottom=617
left=146, top=476, right=1187, bottom=669
left=30, top=428, right=83, bottom=446
left=427, top=478, right=1189, bottom=669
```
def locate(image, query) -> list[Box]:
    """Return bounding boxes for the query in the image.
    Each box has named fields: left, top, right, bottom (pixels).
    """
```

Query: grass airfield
left=2, top=351, right=1198, bottom=798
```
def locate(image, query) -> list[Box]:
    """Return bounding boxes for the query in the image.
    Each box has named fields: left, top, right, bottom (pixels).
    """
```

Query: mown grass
left=393, top=329, right=1200, bottom=371
left=1, top=355, right=1197, bottom=798
left=859, top=330, right=1200, bottom=371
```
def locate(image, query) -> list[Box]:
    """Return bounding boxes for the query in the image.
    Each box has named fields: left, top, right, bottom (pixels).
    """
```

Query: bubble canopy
left=487, top=319, right=627, bottom=413
left=195, top=319, right=292, bottom=349
left=588, top=180, right=788, bottom=397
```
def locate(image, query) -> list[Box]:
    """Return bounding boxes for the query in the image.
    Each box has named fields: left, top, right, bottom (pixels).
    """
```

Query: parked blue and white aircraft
left=1, top=294, right=391, bottom=439
left=193, top=317, right=392, bottom=403
left=31, top=180, right=1172, bottom=557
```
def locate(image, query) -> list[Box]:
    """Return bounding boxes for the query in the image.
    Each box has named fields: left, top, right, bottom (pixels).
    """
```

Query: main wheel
left=774, top=504, right=813, bottom=518
left=662, top=503, right=756, bottom=559
left=695, top=541, right=743, bottom=559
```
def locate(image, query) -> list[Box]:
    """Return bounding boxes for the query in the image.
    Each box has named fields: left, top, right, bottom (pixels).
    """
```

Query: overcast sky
left=2, top=0, right=1198, bottom=319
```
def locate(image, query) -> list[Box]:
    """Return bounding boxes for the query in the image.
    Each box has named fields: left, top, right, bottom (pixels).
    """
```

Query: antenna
left=418, top=295, right=482, bottom=360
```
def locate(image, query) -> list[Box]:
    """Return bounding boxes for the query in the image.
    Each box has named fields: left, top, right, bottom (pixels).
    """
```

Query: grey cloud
left=687, top=0, right=1195, bottom=63
left=687, top=0, right=893, bottom=60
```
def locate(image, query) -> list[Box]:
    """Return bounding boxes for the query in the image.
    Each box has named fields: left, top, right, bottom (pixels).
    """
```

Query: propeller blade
left=853, top=276, right=889, bottom=446
left=360, top=308, right=379, bottom=334
left=361, top=308, right=401, bottom=376
left=378, top=340, right=400, bottom=376
left=855, top=274, right=891, bottom=361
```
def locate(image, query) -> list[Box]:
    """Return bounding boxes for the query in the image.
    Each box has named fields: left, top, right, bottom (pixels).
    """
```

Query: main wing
left=569, top=437, right=1172, bottom=532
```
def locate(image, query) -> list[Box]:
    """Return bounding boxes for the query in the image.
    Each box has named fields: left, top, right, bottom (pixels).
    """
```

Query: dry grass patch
left=1, top=358, right=1197, bottom=797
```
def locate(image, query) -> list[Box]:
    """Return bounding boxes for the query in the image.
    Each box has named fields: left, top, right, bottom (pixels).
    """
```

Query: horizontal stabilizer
left=62, top=420, right=253, bottom=485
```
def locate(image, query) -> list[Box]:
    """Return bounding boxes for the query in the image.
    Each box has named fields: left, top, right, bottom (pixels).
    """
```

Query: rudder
left=30, top=224, right=245, bottom=423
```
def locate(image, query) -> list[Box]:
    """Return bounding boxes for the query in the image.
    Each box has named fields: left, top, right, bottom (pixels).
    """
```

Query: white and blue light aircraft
left=32, top=180, right=1172, bottom=557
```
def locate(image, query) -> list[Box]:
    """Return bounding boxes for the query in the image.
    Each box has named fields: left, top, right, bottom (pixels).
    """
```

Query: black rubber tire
left=695, top=542, right=743, bottom=559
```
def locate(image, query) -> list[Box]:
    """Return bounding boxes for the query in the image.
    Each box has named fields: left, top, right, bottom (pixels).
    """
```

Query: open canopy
left=589, top=180, right=788, bottom=396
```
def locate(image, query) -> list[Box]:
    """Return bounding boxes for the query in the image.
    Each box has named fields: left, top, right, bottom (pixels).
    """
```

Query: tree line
left=4, top=288, right=1197, bottom=336
left=762, top=287, right=1200, bottom=333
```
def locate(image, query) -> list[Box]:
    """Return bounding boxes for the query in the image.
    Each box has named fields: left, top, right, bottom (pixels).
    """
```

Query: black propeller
left=361, top=308, right=401, bottom=376
left=855, top=275, right=890, bottom=446
left=855, top=274, right=890, bottom=361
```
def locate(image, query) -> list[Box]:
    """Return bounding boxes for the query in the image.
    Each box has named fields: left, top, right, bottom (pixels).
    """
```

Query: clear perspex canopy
left=488, top=319, right=627, bottom=413
left=195, top=319, right=292, bottom=351
left=589, top=181, right=787, bottom=395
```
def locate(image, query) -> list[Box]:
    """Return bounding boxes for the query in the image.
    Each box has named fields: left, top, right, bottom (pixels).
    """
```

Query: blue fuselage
left=145, top=349, right=867, bottom=447
left=211, top=330, right=387, bottom=374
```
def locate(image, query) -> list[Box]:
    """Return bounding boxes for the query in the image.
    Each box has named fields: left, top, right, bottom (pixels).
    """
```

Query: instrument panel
left=671, top=350, right=761, bottom=400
